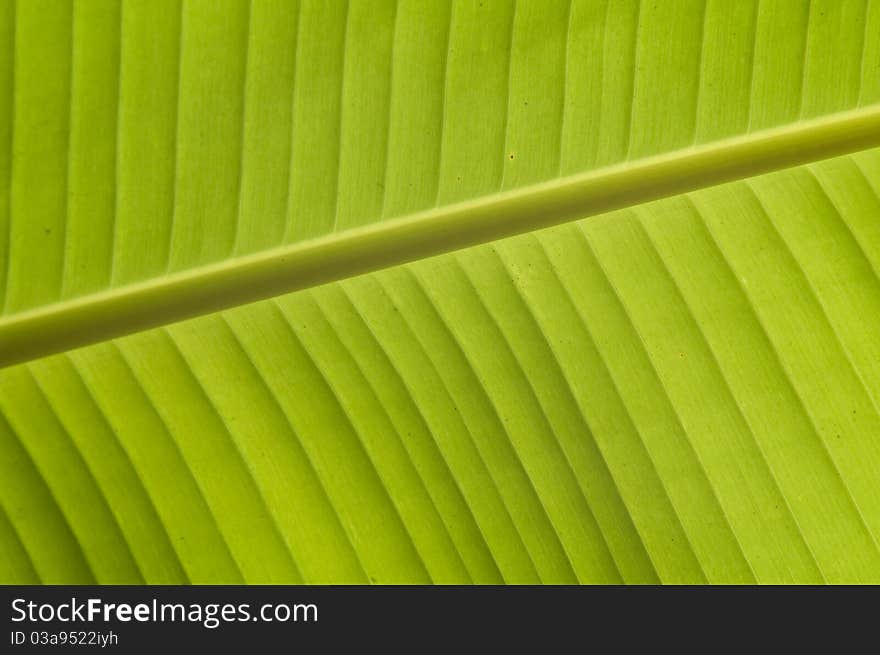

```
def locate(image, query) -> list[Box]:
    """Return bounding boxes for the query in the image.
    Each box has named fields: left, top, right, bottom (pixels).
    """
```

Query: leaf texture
left=2, top=0, right=880, bottom=584
left=3, top=0, right=879, bottom=314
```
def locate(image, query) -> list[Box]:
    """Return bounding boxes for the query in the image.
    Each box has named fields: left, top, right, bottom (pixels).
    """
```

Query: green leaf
left=1, top=0, right=880, bottom=584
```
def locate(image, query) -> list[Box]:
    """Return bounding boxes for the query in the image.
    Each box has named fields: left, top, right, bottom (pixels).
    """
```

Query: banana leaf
left=1, top=0, right=880, bottom=584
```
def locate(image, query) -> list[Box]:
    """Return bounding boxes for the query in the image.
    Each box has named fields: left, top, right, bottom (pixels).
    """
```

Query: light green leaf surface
left=1, top=0, right=880, bottom=584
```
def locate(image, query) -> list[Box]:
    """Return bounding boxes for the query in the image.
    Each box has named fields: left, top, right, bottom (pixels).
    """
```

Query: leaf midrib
left=3, top=102, right=880, bottom=368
